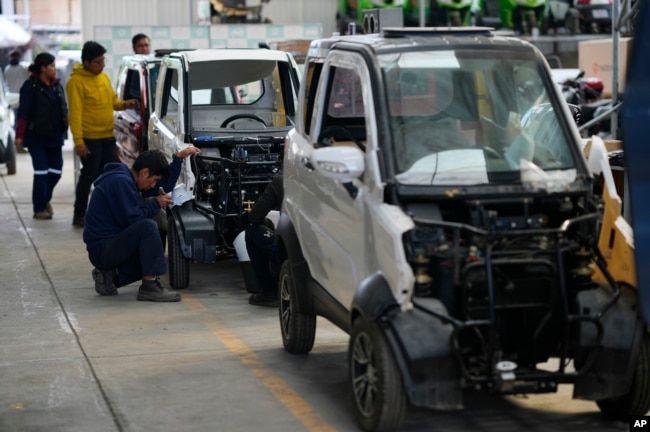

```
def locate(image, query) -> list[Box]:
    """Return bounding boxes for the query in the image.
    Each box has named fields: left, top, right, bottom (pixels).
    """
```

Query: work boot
left=92, top=268, right=118, bottom=296
left=137, top=278, right=181, bottom=302
left=248, top=291, right=278, bottom=307
left=33, top=211, right=52, bottom=220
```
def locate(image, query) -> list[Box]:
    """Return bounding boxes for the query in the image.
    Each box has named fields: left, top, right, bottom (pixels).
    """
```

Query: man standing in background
left=4, top=49, right=30, bottom=147
left=132, top=33, right=151, bottom=55
left=67, top=41, right=139, bottom=228
left=4, top=49, right=29, bottom=95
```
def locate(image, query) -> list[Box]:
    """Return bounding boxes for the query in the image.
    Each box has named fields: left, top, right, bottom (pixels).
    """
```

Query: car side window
left=301, top=61, right=323, bottom=136
left=124, top=69, right=142, bottom=120
left=316, top=65, right=366, bottom=150
left=160, top=67, right=179, bottom=130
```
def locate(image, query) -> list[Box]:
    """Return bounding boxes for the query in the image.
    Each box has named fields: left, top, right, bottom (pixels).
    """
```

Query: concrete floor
left=0, top=148, right=628, bottom=432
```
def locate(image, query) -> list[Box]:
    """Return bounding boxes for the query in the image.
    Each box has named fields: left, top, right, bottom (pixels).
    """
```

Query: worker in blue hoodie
left=83, top=147, right=200, bottom=302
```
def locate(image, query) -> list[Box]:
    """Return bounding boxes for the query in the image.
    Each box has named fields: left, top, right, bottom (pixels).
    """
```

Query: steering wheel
left=319, top=126, right=366, bottom=151
left=220, top=114, right=267, bottom=128
left=482, top=146, right=502, bottom=160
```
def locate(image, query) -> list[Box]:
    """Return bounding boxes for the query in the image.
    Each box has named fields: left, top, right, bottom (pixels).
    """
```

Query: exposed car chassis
left=167, top=138, right=283, bottom=289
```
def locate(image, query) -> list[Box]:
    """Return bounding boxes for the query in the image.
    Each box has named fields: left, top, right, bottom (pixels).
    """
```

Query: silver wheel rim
left=351, top=331, right=378, bottom=417
left=279, top=272, right=291, bottom=338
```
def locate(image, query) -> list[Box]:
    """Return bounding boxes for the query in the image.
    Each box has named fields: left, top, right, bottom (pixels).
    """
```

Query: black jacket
left=16, top=76, right=68, bottom=142
left=249, top=176, right=284, bottom=225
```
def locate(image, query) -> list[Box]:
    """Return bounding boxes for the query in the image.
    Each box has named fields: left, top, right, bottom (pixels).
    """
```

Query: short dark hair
left=132, top=150, right=170, bottom=178
left=81, top=41, right=107, bottom=62
left=132, top=33, right=150, bottom=50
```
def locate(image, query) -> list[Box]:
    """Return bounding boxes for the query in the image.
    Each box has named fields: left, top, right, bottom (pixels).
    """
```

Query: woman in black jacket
left=15, top=52, right=69, bottom=220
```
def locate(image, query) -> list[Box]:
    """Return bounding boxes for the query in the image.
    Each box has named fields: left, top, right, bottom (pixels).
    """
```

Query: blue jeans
left=28, top=146, right=63, bottom=213
left=88, top=219, right=167, bottom=287
left=74, top=137, right=117, bottom=219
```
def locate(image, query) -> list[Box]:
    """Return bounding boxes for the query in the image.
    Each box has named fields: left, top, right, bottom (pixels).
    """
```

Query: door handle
left=116, top=114, right=123, bottom=120
left=152, top=128, right=159, bottom=135
left=301, top=156, right=314, bottom=171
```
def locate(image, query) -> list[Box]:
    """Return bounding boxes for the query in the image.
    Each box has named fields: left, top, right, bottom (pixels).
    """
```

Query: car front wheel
left=349, top=317, right=407, bottom=432
left=597, top=332, right=650, bottom=418
left=278, top=260, right=315, bottom=354
left=167, top=216, right=190, bottom=290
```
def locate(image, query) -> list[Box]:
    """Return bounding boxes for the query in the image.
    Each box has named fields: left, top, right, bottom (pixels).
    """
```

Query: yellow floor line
left=183, top=292, right=337, bottom=432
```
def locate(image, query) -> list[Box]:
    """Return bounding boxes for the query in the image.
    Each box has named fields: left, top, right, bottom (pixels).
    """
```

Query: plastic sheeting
left=0, top=16, right=31, bottom=48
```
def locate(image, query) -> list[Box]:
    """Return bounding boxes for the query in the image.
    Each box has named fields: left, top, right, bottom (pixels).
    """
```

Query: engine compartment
left=401, top=191, right=618, bottom=390
left=191, top=140, right=283, bottom=256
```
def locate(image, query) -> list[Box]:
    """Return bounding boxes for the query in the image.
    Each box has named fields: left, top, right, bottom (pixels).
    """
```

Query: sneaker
left=46, top=202, right=53, bottom=215
left=33, top=211, right=52, bottom=220
left=72, top=217, right=84, bottom=228
left=137, top=278, right=181, bottom=302
left=248, top=292, right=278, bottom=307
left=92, top=268, right=118, bottom=296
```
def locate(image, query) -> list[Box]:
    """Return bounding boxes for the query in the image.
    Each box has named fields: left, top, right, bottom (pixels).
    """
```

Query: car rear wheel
left=167, top=216, right=190, bottom=290
left=597, top=332, right=650, bottom=418
left=278, top=260, right=315, bottom=354
left=349, top=317, right=407, bottom=432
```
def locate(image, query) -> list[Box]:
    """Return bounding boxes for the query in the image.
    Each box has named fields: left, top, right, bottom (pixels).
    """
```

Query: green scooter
left=499, top=0, right=548, bottom=34
left=430, top=0, right=477, bottom=26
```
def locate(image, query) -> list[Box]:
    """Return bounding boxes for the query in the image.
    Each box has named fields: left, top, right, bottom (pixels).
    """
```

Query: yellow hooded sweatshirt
left=66, top=63, right=126, bottom=147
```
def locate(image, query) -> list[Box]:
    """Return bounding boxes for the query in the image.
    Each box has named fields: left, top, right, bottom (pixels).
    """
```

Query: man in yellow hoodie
left=67, top=41, right=139, bottom=227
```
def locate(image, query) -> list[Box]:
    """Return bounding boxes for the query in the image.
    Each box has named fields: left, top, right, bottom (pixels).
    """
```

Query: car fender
left=352, top=273, right=463, bottom=410
left=276, top=212, right=314, bottom=312
left=169, top=201, right=217, bottom=262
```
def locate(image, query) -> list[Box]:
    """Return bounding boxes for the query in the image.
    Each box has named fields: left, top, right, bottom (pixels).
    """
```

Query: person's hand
left=155, top=194, right=172, bottom=209
left=15, top=138, right=24, bottom=152
left=176, top=146, right=201, bottom=159
left=124, top=99, right=139, bottom=110
left=75, top=144, right=90, bottom=158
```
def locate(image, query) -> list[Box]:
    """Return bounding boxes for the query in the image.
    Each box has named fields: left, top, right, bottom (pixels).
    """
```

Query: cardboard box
left=268, top=40, right=312, bottom=64
left=582, top=139, right=623, bottom=157
left=578, top=37, right=633, bottom=97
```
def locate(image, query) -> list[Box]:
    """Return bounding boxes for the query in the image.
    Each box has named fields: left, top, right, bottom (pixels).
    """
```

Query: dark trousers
left=88, top=219, right=167, bottom=287
left=245, top=224, right=278, bottom=294
left=28, top=146, right=63, bottom=213
left=74, top=137, right=117, bottom=219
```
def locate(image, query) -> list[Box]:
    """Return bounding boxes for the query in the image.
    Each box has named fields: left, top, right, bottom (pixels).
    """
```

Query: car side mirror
left=311, top=146, right=365, bottom=187
left=6, top=92, right=19, bottom=108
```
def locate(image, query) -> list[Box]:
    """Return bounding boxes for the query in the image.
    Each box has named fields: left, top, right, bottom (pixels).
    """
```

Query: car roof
left=307, top=27, right=535, bottom=58
left=169, top=48, right=292, bottom=63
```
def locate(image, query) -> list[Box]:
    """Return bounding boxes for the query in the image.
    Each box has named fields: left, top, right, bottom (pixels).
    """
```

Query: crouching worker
left=245, top=175, right=283, bottom=307
left=83, top=148, right=200, bottom=301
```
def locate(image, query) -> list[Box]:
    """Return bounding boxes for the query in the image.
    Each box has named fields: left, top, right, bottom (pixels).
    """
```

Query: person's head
left=132, top=33, right=151, bottom=55
left=81, top=41, right=107, bottom=75
left=131, top=150, right=170, bottom=191
left=9, top=49, right=22, bottom=66
left=28, top=52, right=57, bottom=81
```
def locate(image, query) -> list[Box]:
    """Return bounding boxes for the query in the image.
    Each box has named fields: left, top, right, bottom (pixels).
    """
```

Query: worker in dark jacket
left=15, top=52, right=69, bottom=220
left=84, top=147, right=200, bottom=302
left=245, top=175, right=283, bottom=307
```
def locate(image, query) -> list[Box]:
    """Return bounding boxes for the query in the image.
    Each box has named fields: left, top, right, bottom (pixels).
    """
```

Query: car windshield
left=379, top=49, right=577, bottom=187
left=189, top=59, right=296, bottom=130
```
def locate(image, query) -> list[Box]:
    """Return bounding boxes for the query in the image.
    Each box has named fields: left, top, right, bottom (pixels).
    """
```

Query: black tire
left=597, top=333, right=650, bottom=418
left=6, top=135, right=16, bottom=175
left=167, top=216, right=190, bottom=290
left=278, top=260, right=316, bottom=354
left=349, top=318, right=408, bottom=432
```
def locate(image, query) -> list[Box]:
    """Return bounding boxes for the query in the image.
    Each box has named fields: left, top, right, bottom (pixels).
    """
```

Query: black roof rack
left=381, top=27, right=494, bottom=38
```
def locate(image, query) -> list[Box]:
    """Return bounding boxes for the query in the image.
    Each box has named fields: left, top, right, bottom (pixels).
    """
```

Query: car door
left=287, top=53, right=374, bottom=308
left=148, top=56, right=185, bottom=160
left=114, top=59, right=146, bottom=166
